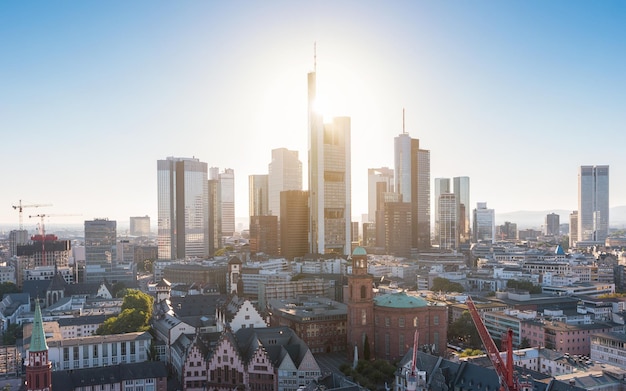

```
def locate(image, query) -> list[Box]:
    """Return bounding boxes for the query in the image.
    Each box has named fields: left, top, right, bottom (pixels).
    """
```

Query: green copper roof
left=352, top=247, right=367, bottom=256
left=374, top=292, right=428, bottom=308
left=30, top=301, right=48, bottom=352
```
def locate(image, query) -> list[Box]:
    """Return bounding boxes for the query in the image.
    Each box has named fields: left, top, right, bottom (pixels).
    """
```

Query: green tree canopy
left=506, top=279, right=542, bottom=294
left=340, top=359, right=396, bottom=390
left=448, top=311, right=481, bottom=349
left=97, top=289, right=153, bottom=335
left=0, top=282, right=19, bottom=300
left=431, top=277, right=464, bottom=293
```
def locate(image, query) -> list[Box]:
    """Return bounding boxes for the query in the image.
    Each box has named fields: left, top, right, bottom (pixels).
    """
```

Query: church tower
left=228, top=256, right=242, bottom=295
left=346, top=247, right=375, bottom=360
left=26, top=301, right=52, bottom=391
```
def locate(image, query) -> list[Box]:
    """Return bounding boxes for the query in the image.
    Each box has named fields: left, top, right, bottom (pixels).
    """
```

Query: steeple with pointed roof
left=30, top=301, right=48, bottom=352
left=26, top=300, right=52, bottom=391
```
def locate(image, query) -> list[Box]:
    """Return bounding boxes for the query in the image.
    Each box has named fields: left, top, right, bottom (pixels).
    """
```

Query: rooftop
left=373, top=292, right=430, bottom=308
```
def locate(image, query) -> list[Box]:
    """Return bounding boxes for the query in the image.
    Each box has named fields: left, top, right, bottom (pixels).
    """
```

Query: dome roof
left=352, top=247, right=367, bottom=256
left=374, top=292, right=428, bottom=308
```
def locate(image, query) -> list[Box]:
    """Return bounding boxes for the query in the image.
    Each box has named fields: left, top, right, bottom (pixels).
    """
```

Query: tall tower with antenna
left=394, top=111, right=431, bottom=251
left=307, top=45, right=352, bottom=255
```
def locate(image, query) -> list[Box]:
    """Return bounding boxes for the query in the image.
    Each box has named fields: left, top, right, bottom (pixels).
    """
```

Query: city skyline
left=2, top=1, right=626, bottom=229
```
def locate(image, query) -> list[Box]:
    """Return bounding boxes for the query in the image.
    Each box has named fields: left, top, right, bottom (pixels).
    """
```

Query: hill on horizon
left=497, top=206, right=626, bottom=230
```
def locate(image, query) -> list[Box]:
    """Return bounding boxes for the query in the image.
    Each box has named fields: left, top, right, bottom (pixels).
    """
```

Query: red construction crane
left=12, top=200, right=52, bottom=230
left=466, top=296, right=528, bottom=391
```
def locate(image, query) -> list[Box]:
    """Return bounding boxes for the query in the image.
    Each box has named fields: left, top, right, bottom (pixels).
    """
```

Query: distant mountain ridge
left=497, top=206, right=626, bottom=229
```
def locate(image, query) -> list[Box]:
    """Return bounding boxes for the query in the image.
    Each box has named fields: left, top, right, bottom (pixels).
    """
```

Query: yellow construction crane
left=12, top=200, right=52, bottom=230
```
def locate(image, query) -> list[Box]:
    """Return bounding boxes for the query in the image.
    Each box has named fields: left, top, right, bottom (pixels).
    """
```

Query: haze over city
left=2, top=1, right=625, bottom=230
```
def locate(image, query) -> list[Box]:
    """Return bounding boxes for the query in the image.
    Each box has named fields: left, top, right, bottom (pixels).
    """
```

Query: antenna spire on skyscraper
left=314, top=42, right=317, bottom=72
left=403, top=108, right=406, bottom=134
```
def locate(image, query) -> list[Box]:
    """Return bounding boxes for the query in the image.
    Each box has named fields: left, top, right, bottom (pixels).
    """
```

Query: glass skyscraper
left=453, top=176, right=470, bottom=244
left=308, top=69, right=352, bottom=255
left=394, top=132, right=430, bottom=250
left=268, top=148, right=302, bottom=219
left=578, top=165, right=609, bottom=243
left=157, top=157, right=209, bottom=260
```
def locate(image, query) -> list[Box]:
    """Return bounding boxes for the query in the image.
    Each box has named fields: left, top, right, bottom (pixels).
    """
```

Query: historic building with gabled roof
left=185, top=326, right=321, bottom=391
left=216, top=294, right=267, bottom=332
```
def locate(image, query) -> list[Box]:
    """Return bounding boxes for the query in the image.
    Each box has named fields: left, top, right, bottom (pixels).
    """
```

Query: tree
left=363, top=334, right=371, bottom=360
left=111, top=282, right=127, bottom=298
left=520, top=337, right=531, bottom=349
left=448, top=311, right=481, bottom=349
left=459, top=349, right=484, bottom=357
left=143, top=259, right=154, bottom=273
left=147, top=340, right=159, bottom=361
left=0, top=283, right=19, bottom=300
left=340, top=359, right=396, bottom=390
left=506, top=279, right=542, bottom=294
left=97, top=289, right=153, bottom=335
left=432, top=277, right=464, bottom=293
left=2, top=323, right=20, bottom=345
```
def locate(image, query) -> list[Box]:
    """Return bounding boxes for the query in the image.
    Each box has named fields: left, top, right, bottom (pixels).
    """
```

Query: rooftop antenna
left=314, top=42, right=317, bottom=72
left=403, top=108, right=407, bottom=134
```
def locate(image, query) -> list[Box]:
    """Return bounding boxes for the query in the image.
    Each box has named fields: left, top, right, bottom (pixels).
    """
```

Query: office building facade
left=384, top=202, right=412, bottom=258
left=129, top=216, right=150, bottom=237
left=217, top=168, right=236, bottom=237
left=308, top=69, right=351, bottom=255
left=208, top=177, right=221, bottom=254
left=473, top=202, right=495, bottom=243
left=394, top=133, right=430, bottom=251
left=368, top=167, right=394, bottom=223
left=438, top=193, right=458, bottom=250
left=454, top=176, right=470, bottom=244
left=280, top=191, right=309, bottom=260
left=268, top=148, right=302, bottom=218
left=569, top=211, right=578, bottom=248
left=434, top=178, right=451, bottom=245
left=248, top=174, right=269, bottom=217
left=249, top=215, right=279, bottom=255
left=578, top=165, right=609, bottom=243
left=545, top=213, right=560, bottom=236
left=85, top=219, right=117, bottom=267
left=157, top=157, right=209, bottom=260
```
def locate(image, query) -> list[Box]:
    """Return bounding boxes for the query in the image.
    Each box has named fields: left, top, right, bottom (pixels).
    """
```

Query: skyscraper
left=249, top=215, right=278, bottom=255
left=308, top=67, right=352, bottom=255
left=438, top=193, right=458, bottom=250
left=569, top=211, right=578, bottom=248
left=453, top=176, right=470, bottom=244
left=367, top=167, right=394, bottom=223
left=219, top=168, right=236, bottom=236
left=157, top=157, right=209, bottom=260
left=129, top=215, right=150, bottom=237
left=384, top=202, right=412, bottom=257
left=268, top=148, right=302, bottom=218
left=473, top=202, right=495, bottom=243
left=434, top=178, right=451, bottom=244
left=249, top=174, right=269, bottom=217
left=545, top=213, right=560, bottom=236
left=394, top=132, right=430, bottom=250
left=208, top=177, right=221, bottom=255
left=85, top=218, right=117, bottom=281
left=280, top=190, right=309, bottom=260
left=578, top=165, right=609, bottom=243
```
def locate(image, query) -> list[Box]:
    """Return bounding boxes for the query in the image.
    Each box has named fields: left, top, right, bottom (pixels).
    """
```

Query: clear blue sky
left=1, top=1, right=625, bottom=231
